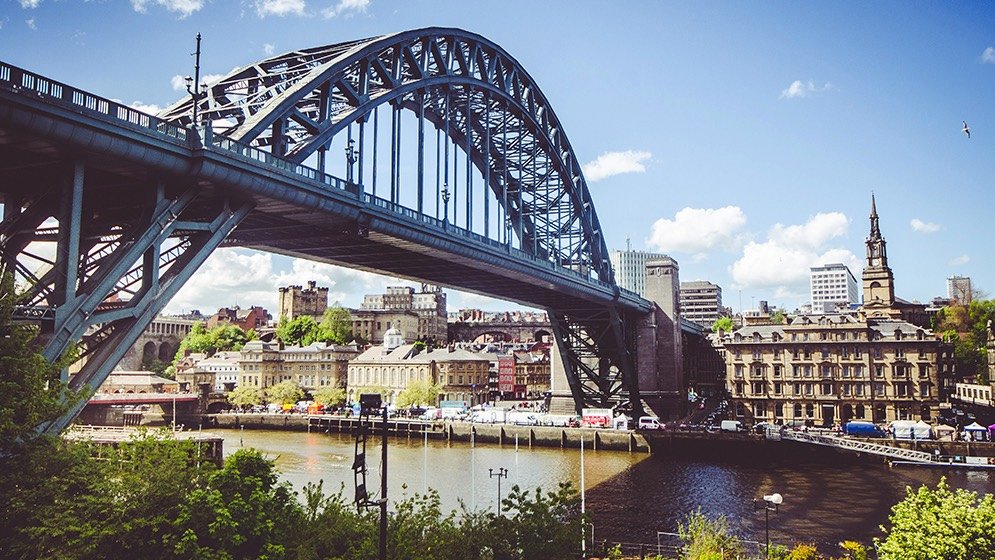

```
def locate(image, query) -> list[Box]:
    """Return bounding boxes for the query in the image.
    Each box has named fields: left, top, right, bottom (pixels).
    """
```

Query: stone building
left=511, top=349, right=551, bottom=399
left=719, top=197, right=954, bottom=426
left=347, top=326, right=490, bottom=406
left=238, top=340, right=359, bottom=391
left=609, top=246, right=669, bottom=297
left=351, top=311, right=419, bottom=345
left=360, top=284, right=447, bottom=343
left=278, top=281, right=328, bottom=321
left=207, top=306, right=271, bottom=331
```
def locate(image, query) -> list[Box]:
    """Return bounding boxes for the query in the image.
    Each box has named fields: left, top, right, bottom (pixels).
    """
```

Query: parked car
left=720, top=420, right=744, bottom=433
left=637, top=416, right=664, bottom=430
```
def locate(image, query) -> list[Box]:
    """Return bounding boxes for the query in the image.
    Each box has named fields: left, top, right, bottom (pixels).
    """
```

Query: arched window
left=805, top=404, right=814, bottom=417
left=856, top=404, right=865, bottom=419
left=793, top=403, right=802, bottom=418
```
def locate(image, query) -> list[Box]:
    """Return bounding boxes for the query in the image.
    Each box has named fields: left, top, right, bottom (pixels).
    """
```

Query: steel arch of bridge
left=162, top=28, right=644, bottom=417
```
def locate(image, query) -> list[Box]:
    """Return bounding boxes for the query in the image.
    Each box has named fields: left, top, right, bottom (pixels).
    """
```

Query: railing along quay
left=779, top=429, right=934, bottom=462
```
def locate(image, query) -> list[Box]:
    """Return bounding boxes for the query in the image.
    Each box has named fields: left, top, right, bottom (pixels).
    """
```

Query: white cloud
left=322, top=0, right=370, bottom=18
left=647, top=206, right=747, bottom=254
left=20, top=0, right=40, bottom=8
left=949, top=254, right=970, bottom=266
left=910, top=218, right=940, bottom=233
left=25, top=17, right=36, bottom=30
left=131, top=0, right=204, bottom=18
left=130, top=101, right=162, bottom=114
left=582, top=150, right=652, bottom=182
left=264, top=43, right=275, bottom=56
left=779, top=80, right=832, bottom=100
left=256, top=0, right=307, bottom=17
left=982, top=47, right=995, bottom=64
left=163, top=248, right=409, bottom=315
left=729, top=212, right=859, bottom=291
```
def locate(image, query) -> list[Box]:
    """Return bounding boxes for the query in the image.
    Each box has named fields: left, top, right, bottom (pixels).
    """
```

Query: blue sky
left=4, top=1, right=994, bottom=317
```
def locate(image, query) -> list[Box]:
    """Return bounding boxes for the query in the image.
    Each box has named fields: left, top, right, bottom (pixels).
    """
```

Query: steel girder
left=1, top=162, right=253, bottom=434
left=158, top=27, right=642, bottom=415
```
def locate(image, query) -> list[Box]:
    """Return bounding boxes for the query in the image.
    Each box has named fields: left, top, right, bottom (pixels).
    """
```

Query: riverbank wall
left=201, top=413, right=995, bottom=462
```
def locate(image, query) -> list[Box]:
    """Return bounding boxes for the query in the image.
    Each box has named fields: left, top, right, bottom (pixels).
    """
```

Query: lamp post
left=441, top=183, right=451, bottom=226
left=753, top=492, right=782, bottom=558
left=184, top=33, right=207, bottom=127
left=489, top=467, right=508, bottom=515
left=345, top=139, right=358, bottom=184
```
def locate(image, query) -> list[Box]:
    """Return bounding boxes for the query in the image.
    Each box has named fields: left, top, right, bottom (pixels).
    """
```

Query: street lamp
left=184, top=33, right=208, bottom=127
left=441, top=183, right=451, bottom=226
left=345, top=139, right=358, bottom=183
left=753, top=492, right=782, bottom=558
left=489, top=467, right=508, bottom=515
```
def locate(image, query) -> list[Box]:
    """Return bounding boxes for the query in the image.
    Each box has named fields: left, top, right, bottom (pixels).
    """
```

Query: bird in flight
left=963, top=121, right=971, bottom=139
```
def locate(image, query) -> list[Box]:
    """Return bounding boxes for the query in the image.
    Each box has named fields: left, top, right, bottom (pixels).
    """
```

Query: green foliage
left=787, top=543, right=823, bottom=560
left=605, top=543, right=623, bottom=559
left=678, top=508, right=744, bottom=560
left=837, top=541, right=869, bottom=560
left=172, top=449, right=302, bottom=560
left=770, top=310, right=786, bottom=324
left=7, top=431, right=215, bottom=560
left=413, top=340, right=427, bottom=351
left=228, top=386, right=263, bottom=409
left=318, top=304, right=353, bottom=344
left=876, top=477, right=995, bottom=559
left=174, top=322, right=254, bottom=363
left=266, top=380, right=305, bottom=406
left=934, top=301, right=995, bottom=383
left=275, top=315, right=320, bottom=347
left=0, top=264, right=80, bottom=454
left=163, top=365, right=177, bottom=380
left=311, top=386, right=346, bottom=407
left=711, top=316, right=734, bottom=333
left=395, top=379, right=443, bottom=408
left=142, top=357, right=171, bottom=376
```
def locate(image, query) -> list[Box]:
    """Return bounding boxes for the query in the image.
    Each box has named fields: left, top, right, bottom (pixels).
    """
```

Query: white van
left=637, top=416, right=663, bottom=430
left=720, top=420, right=743, bottom=432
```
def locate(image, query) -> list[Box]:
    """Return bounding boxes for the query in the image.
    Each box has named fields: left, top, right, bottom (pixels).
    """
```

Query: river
left=215, top=428, right=993, bottom=552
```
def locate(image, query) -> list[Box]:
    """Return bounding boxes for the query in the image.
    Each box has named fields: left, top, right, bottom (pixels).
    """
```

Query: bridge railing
left=0, top=61, right=188, bottom=142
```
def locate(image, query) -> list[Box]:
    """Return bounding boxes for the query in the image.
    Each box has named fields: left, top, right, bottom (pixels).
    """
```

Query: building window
left=919, top=383, right=931, bottom=398
left=774, top=382, right=783, bottom=395
left=821, top=383, right=833, bottom=395
left=752, top=382, right=765, bottom=395
left=919, top=364, right=931, bottom=378
left=773, top=365, right=782, bottom=377
left=804, top=383, right=814, bottom=395
left=874, top=365, right=885, bottom=379
left=793, top=403, right=802, bottom=417
left=735, top=365, right=744, bottom=378
left=805, top=404, right=814, bottom=418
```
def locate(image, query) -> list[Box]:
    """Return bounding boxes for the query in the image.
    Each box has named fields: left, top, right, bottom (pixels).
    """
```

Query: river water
left=215, top=428, right=993, bottom=551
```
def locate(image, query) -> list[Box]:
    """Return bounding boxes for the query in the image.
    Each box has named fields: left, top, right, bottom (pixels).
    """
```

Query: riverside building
left=719, top=197, right=954, bottom=426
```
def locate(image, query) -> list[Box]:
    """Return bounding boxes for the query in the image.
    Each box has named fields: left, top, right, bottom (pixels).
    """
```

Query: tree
left=875, top=478, right=995, bottom=559
left=317, top=304, right=353, bottom=344
left=770, top=310, right=787, bottom=324
left=311, top=386, right=346, bottom=407
left=711, top=316, right=734, bottom=333
left=0, top=264, right=79, bottom=454
left=395, top=379, right=443, bottom=408
left=276, top=315, right=320, bottom=346
left=171, top=449, right=304, bottom=560
left=266, top=380, right=305, bottom=406
left=174, top=322, right=254, bottom=363
left=228, top=386, right=263, bottom=409
left=677, top=508, right=745, bottom=560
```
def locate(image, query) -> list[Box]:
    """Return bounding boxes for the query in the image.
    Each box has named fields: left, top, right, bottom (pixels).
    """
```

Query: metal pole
left=379, top=404, right=388, bottom=560
left=192, top=33, right=201, bottom=126
left=581, top=435, right=586, bottom=555
left=765, top=505, right=770, bottom=559
left=423, top=429, right=428, bottom=494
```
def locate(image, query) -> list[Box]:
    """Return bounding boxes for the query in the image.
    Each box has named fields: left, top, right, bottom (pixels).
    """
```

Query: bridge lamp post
left=184, top=33, right=207, bottom=127
left=442, top=183, right=451, bottom=226
left=753, top=492, right=782, bottom=558
left=345, top=139, right=358, bottom=184
left=489, top=467, right=508, bottom=515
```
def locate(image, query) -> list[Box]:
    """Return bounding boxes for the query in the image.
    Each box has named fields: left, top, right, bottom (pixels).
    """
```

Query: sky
left=3, top=1, right=995, bottom=317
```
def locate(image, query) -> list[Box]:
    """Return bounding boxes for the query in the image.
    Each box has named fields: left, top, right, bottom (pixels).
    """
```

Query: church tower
left=861, top=194, right=898, bottom=316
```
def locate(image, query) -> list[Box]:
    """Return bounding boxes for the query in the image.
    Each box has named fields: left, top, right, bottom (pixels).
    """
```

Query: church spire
left=869, top=193, right=881, bottom=240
